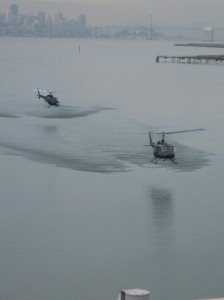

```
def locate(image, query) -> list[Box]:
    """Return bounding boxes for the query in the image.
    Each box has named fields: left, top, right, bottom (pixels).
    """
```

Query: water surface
left=0, top=37, right=223, bottom=300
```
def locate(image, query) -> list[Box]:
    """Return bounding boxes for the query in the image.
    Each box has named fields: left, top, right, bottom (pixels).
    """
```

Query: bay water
left=0, top=37, right=224, bottom=300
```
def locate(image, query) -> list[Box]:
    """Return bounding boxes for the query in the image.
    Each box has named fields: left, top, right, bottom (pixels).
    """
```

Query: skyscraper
left=78, top=14, right=86, bottom=35
left=8, top=4, right=18, bottom=26
left=10, top=4, right=18, bottom=17
left=203, top=27, right=213, bottom=41
left=37, top=11, right=46, bottom=27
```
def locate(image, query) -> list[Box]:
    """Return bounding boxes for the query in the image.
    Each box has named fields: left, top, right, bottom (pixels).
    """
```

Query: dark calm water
left=0, top=37, right=224, bottom=300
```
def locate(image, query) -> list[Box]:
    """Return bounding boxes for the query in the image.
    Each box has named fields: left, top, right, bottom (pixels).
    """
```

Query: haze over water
left=0, top=37, right=224, bottom=300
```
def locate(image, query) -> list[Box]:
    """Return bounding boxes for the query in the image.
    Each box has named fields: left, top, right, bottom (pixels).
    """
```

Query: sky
left=0, top=0, right=223, bottom=28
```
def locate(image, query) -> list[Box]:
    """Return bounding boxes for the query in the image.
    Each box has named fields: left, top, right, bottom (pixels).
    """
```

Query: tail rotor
left=34, top=88, right=41, bottom=99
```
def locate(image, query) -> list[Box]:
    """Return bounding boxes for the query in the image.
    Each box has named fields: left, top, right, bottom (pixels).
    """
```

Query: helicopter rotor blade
left=35, top=89, right=47, bottom=93
left=118, top=132, right=149, bottom=135
left=165, top=128, right=205, bottom=134
left=34, top=89, right=55, bottom=94
left=119, top=128, right=205, bottom=135
left=153, top=129, right=205, bottom=134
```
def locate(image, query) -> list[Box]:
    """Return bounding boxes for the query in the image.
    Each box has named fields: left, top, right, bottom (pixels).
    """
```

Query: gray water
left=0, top=37, right=224, bottom=300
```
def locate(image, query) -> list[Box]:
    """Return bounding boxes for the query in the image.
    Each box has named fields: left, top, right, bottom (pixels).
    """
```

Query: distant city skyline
left=0, top=0, right=223, bottom=28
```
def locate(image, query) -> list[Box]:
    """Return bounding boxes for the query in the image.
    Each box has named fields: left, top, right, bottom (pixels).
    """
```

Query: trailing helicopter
left=34, top=89, right=60, bottom=108
left=145, top=129, right=205, bottom=164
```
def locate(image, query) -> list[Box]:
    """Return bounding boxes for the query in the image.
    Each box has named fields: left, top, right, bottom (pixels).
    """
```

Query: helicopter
left=35, top=89, right=60, bottom=108
left=144, top=129, right=205, bottom=164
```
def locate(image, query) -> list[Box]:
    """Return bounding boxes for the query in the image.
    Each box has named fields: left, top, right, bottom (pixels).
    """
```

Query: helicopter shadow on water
left=0, top=112, right=20, bottom=118
left=0, top=106, right=211, bottom=173
left=169, top=142, right=211, bottom=172
left=112, top=140, right=211, bottom=173
left=0, top=131, right=211, bottom=174
left=26, top=105, right=115, bottom=119
left=148, top=186, right=174, bottom=229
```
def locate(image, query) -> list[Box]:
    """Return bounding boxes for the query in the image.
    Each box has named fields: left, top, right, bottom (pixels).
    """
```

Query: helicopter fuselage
left=38, top=93, right=60, bottom=107
left=144, top=129, right=204, bottom=164
left=149, top=132, right=175, bottom=160
left=153, top=143, right=175, bottom=159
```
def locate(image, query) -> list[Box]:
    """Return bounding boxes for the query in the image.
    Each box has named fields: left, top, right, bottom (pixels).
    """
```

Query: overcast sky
left=0, top=0, right=223, bottom=27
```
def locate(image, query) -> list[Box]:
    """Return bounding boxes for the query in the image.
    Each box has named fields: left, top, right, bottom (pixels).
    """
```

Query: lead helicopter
left=144, top=129, right=205, bottom=164
left=34, top=89, right=60, bottom=107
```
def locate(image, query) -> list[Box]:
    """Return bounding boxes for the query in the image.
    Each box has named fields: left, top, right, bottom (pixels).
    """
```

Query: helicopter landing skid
left=151, top=157, right=159, bottom=164
left=151, top=157, right=178, bottom=165
left=171, top=158, right=178, bottom=164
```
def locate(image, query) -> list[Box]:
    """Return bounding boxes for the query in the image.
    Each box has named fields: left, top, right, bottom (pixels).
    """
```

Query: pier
left=174, top=43, right=224, bottom=48
left=156, top=54, right=224, bottom=64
